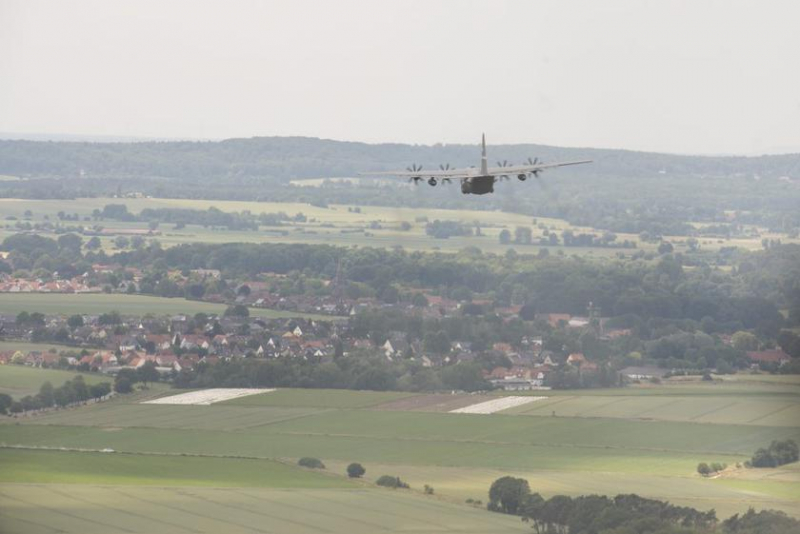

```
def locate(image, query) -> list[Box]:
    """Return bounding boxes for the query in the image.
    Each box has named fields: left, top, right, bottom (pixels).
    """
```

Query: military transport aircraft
left=360, top=134, right=591, bottom=195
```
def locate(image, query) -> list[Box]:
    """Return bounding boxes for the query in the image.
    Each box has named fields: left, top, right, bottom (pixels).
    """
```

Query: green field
left=0, top=365, right=109, bottom=399
left=0, top=197, right=647, bottom=256
left=28, top=403, right=328, bottom=431
left=1, top=384, right=799, bottom=530
left=222, top=388, right=414, bottom=409
left=322, top=460, right=800, bottom=520
left=0, top=483, right=529, bottom=534
left=502, top=394, right=800, bottom=426
left=0, top=293, right=330, bottom=320
left=0, top=340, right=77, bottom=354
left=0, top=448, right=351, bottom=488
left=3, top=196, right=796, bottom=256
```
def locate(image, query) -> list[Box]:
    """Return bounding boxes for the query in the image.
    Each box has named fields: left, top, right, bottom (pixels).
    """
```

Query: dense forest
left=1, top=137, right=799, bottom=235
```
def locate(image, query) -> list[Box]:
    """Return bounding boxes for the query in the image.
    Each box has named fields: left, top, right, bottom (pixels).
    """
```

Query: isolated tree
left=423, top=330, right=450, bottom=355
left=71, top=376, right=89, bottom=402
left=499, top=229, right=511, bottom=244
left=86, top=236, right=102, bottom=250
left=411, top=293, right=428, bottom=308
left=114, top=376, right=133, bottom=394
left=137, top=361, right=160, bottom=388
left=237, top=284, right=251, bottom=296
left=514, top=226, right=532, bottom=245
left=298, top=457, right=325, bottom=469
left=376, top=475, right=409, bottom=489
left=38, top=381, right=55, bottom=407
left=224, top=304, right=249, bottom=318
left=0, top=393, right=12, bottom=415
left=67, top=314, right=84, bottom=329
left=488, top=476, right=530, bottom=514
left=90, top=382, right=112, bottom=400
left=57, top=233, right=83, bottom=253
left=114, top=236, right=130, bottom=249
left=697, top=462, right=712, bottom=476
left=185, top=283, right=205, bottom=299
left=347, top=462, right=365, bottom=478
left=731, top=331, right=759, bottom=351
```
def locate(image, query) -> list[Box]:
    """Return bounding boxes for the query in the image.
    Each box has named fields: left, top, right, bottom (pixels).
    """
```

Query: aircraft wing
left=488, top=160, right=592, bottom=175
left=358, top=167, right=477, bottom=179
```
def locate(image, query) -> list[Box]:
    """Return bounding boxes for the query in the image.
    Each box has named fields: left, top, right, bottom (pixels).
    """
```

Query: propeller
left=439, top=163, right=453, bottom=184
left=406, top=163, right=423, bottom=185
left=495, top=160, right=513, bottom=181
left=526, top=157, right=548, bottom=188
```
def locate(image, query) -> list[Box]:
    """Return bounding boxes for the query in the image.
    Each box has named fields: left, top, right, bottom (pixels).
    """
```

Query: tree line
left=487, top=476, right=800, bottom=534
left=1, top=136, right=798, bottom=237
left=1, top=376, right=111, bottom=415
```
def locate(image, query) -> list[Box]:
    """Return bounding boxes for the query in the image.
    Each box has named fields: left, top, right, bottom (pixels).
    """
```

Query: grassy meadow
left=0, top=448, right=351, bottom=488
left=0, top=375, right=800, bottom=532
left=0, top=483, right=530, bottom=534
left=0, top=293, right=331, bottom=320
left=2, top=196, right=796, bottom=256
left=0, top=197, right=654, bottom=256
left=0, top=365, right=109, bottom=399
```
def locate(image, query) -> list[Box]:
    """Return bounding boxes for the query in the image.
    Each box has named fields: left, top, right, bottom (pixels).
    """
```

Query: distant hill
left=0, top=136, right=798, bottom=235
left=1, top=135, right=799, bottom=181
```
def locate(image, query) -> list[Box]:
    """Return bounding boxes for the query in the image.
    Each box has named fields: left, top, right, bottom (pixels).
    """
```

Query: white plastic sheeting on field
left=143, top=388, right=276, bottom=406
left=449, top=396, right=547, bottom=415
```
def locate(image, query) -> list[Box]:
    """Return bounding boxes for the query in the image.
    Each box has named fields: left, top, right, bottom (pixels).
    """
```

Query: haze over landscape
left=2, top=0, right=800, bottom=154
left=1, top=2, right=800, bottom=534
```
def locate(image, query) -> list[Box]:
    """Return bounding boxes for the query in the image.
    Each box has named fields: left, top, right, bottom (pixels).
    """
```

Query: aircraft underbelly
left=462, top=175, right=495, bottom=195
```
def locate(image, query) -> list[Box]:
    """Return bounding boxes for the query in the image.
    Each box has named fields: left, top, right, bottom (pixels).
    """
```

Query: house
left=542, top=314, right=571, bottom=328
left=491, top=377, right=536, bottom=391
left=566, top=353, right=587, bottom=366
left=541, top=352, right=558, bottom=366
left=620, top=366, right=668, bottom=380
left=452, top=341, right=472, bottom=352
left=492, top=342, right=514, bottom=354
left=747, top=349, right=791, bottom=367
left=567, top=317, right=590, bottom=329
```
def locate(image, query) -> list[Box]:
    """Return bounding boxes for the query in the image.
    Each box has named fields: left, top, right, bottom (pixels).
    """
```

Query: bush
left=297, top=457, right=325, bottom=469
left=488, top=476, right=530, bottom=514
left=751, top=440, right=799, bottom=468
left=346, top=462, right=365, bottom=478
left=698, top=462, right=726, bottom=476
left=113, top=376, right=133, bottom=394
left=376, top=475, right=409, bottom=489
left=424, top=484, right=434, bottom=495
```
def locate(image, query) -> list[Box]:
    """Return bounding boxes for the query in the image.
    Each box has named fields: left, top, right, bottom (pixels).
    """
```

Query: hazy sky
left=1, top=0, right=799, bottom=154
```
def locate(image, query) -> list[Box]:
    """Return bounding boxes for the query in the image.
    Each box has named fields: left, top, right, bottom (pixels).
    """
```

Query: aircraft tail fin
left=480, top=133, right=488, bottom=175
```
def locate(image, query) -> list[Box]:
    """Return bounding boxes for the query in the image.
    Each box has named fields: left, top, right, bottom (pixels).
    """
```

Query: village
left=1, top=263, right=792, bottom=391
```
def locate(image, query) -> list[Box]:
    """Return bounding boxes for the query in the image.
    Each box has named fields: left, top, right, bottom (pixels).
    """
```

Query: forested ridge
left=1, top=137, right=799, bottom=236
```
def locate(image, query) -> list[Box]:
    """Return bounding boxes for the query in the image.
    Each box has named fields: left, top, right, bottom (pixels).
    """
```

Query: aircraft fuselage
left=461, top=175, right=495, bottom=195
